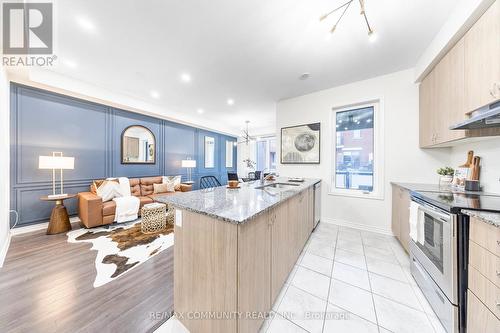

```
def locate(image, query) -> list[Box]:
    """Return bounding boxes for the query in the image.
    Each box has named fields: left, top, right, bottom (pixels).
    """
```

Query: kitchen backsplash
left=450, top=138, right=500, bottom=194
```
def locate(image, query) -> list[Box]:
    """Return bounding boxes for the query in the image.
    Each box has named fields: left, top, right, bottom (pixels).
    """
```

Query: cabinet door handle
left=490, top=82, right=498, bottom=98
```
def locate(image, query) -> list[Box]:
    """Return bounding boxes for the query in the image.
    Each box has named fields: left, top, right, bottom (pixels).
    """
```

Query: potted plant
left=437, top=167, right=454, bottom=186
left=243, top=158, right=256, bottom=170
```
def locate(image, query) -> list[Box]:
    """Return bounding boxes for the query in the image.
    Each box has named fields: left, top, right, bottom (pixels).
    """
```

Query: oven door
left=410, top=198, right=457, bottom=304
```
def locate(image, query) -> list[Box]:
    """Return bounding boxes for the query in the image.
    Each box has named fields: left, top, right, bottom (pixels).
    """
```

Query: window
left=225, top=140, right=234, bottom=168
left=331, top=101, right=384, bottom=199
left=256, top=136, right=277, bottom=172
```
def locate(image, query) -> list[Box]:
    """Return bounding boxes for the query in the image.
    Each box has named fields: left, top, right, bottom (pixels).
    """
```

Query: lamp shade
left=39, top=156, right=75, bottom=170
left=181, top=159, right=196, bottom=168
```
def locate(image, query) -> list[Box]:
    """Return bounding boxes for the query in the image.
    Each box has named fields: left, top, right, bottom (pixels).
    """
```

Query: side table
left=40, top=194, right=77, bottom=235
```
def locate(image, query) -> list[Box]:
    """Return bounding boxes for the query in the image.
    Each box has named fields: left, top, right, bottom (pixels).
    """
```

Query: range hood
left=450, top=101, right=500, bottom=130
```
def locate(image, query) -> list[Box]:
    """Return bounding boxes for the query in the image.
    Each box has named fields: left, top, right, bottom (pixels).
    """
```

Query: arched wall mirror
left=121, top=125, right=156, bottom=164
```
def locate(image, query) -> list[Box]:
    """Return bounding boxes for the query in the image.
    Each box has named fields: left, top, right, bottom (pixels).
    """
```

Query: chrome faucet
left=260, top=168, right=269, bottom=184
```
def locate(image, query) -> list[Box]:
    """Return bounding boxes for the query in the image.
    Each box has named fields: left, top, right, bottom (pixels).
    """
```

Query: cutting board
left=469, top=156, right=481, bottom=181
left=453, top=150, right=473, bottom=186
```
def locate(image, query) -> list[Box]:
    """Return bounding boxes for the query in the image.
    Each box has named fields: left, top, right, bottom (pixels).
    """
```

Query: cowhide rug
left=67, top=220, right=174, bottom=288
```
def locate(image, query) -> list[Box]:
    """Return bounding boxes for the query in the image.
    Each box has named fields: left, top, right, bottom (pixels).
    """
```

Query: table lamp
left=181, top=158, right=196, bottom=183
left=39, top=152, right=75, bottom=198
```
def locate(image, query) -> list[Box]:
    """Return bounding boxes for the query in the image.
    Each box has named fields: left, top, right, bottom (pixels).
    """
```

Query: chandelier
left=320, top=0, right=376, bottom=41
left=237, top=120, right=256, bottom=145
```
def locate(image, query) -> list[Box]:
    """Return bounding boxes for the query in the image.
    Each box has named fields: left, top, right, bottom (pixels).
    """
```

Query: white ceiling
left=42, top=0, right=458, bottom=134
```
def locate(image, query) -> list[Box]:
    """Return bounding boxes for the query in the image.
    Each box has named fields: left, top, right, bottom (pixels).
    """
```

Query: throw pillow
left=91, top=179, right=105, bottom=194
left=161, top=178, right=176, bottom=193
left=153, top=182, right=174, bottom=194
left=96, top=180, right=121, bottom=202
left=163, top=175, right=182, bottom=186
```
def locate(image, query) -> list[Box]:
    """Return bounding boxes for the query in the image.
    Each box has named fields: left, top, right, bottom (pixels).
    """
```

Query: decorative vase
left=439, top=175, right=453, bottom=187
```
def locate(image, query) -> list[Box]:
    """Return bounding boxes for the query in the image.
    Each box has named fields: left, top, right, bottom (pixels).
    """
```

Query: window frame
left=256, top=136, right=277, bottom=172
left=329, top=99, right=384, bottom=200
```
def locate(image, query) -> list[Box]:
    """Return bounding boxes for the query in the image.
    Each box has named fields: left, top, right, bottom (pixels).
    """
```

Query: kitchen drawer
left=469, top=240, right=500, bottom=288
left=467, top=290, right=500, bottom=333
left=470, top=217, right=500, bottom=257
left=468, top=265, right=500, bottom=319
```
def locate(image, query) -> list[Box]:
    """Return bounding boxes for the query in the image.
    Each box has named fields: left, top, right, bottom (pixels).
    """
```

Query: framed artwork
left=281, top=122, right=320, bottom=164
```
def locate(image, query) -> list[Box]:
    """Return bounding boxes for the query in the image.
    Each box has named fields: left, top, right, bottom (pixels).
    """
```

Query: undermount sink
left=255, top=182, right=300, bottom=190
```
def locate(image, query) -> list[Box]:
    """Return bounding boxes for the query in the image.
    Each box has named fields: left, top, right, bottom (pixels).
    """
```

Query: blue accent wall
left=10, top=83, right=237, bottom=227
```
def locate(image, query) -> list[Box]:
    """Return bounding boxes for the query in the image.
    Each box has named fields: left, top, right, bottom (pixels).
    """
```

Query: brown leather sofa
left=78, top=176, right=192, bottom=228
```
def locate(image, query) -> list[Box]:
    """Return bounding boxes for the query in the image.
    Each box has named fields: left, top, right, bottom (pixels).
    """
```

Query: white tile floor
left=155, top=222, right=447, bottom=333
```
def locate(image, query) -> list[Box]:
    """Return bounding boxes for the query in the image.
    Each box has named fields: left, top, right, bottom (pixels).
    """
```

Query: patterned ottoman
left=141, top=203, right=168, bottom=233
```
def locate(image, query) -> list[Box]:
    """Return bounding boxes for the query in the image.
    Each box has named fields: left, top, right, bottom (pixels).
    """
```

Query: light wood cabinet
left=270, top=190, right=312, bottom=302
left=270, top=200, right=292, bottom=301
left=468, top=265, right=500, bottom=319
left=464, top=0, right=500, bottom=112
left=297, top=190, right=312, bottom=251
left=419, top=68, right=437, bottom=147
left=466, top=218, right=500, bottom=332
left=175, top=185, right=315, bottom=333
left=174, top=211, right=238, bottom=333
left=470, top=216, right=500, bottom=257
left=419, top=38, right=467, bottom=147
left=467, top=291, right=500, bottom=333
left=419, top=0, right=500, bottom=148
left=391, top=184, right=410, bottom=252
left=469, top=240, right=500, bottom=289
left=238, top=212, right=271, bottom=333
left=435, top=38, right=467, bottom=143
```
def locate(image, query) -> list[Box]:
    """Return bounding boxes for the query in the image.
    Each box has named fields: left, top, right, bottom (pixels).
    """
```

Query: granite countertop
left=462, top=209, right=500, bottom=228
left=390, top=182, right=489, bottom=194
left=156, top=177, right=321, bottom=224
left=391, top=182, right=455, bottom=193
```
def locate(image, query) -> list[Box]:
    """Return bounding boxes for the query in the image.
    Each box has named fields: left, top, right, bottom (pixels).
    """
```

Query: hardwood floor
left=0, top=223, right=173, bottom=333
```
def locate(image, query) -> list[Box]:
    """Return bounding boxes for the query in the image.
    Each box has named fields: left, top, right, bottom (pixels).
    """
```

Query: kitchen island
left=157, top=178, right=320, bottom=333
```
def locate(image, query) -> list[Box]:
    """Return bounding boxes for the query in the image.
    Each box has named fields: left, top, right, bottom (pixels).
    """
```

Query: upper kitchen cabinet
left=464, top=0, right=500, bottom=112
left=419, top=0, right=500, bottom=148
left=419, top=68, right=437, bottom=147
left=419, top=39, right=466, bottom=147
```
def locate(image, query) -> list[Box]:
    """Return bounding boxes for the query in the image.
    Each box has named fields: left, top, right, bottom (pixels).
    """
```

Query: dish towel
left=113, top=196, right=140, bottom=223
left=417, top=211, right=426, bottom=245
left=409, top=201, right=419, bottom=242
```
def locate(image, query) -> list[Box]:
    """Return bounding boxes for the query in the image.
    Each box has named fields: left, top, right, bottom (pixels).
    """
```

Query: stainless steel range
left=409, top=196, right=458, bottom=333
left=407, top=189, right=500, bottom=333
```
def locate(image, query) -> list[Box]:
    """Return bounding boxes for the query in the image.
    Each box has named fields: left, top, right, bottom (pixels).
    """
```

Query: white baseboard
left=10, top=216, right=81, bottom=236
left=321, top=217, right=394, bottom=236
left=0, top=232, right=11, bottom=268
left=10, top=222, right=49, bottom=235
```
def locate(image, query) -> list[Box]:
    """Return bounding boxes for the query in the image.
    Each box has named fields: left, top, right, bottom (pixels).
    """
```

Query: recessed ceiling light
left=299, top=73, right=310, bottom=80
left=180, top=73, right=191, bottom=83
left=197, top=108, right=204, bottom=114
left=62, top=59, right=77, bottom=68
left=150, top=90, right=160, bottom=99
left=76, top=17, right=96, bottom=32
left=227, top=99, right=235, bottom=106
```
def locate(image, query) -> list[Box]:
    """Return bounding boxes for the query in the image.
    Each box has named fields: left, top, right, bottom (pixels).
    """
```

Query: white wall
left=0, top=67, right=11, bottom=267
left=450, top=139, right=500, bottom=193
left=276, top=69, right=450, bottom=234
left=237, top=140, right=257, bottom=178
left=414, top=0, right=495, bottom=81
